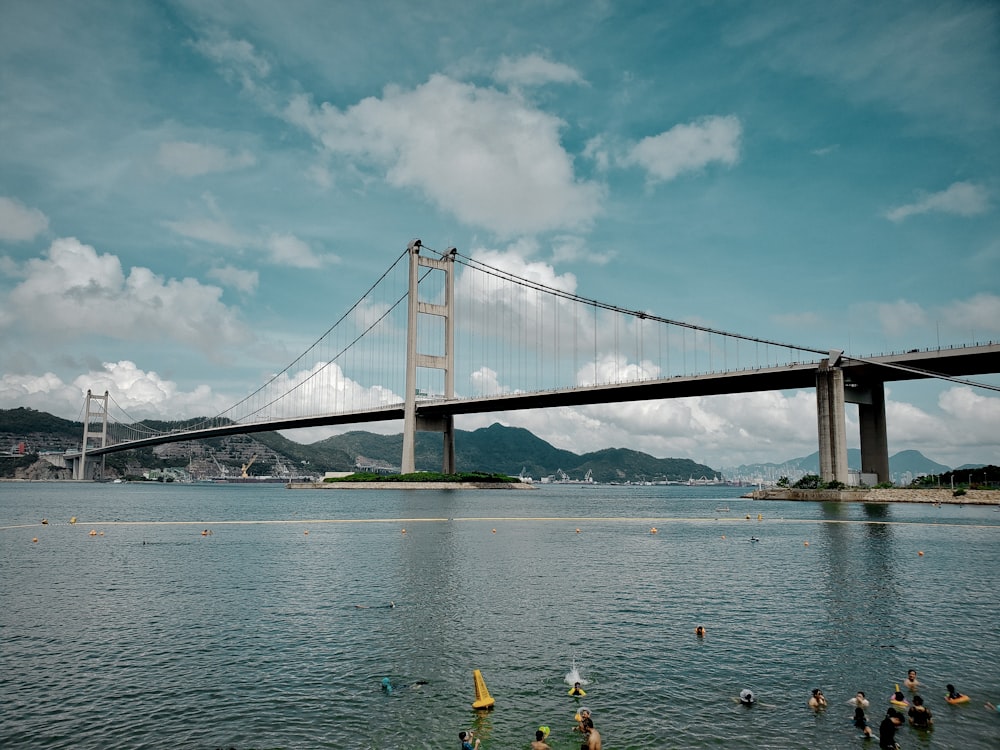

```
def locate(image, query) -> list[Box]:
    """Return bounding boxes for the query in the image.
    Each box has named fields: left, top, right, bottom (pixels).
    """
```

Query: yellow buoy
left=70, top=517, right=77, bottom=524
left=757, top=514, right=762, bottom=521
left=472, top=668, right=495, bottom=709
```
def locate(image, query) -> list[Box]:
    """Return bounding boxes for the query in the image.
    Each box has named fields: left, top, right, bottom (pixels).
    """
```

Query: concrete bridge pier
left=816, top=357, right=848, bottom=484
left=851, top=380, right=890, bottom=484
left=816, top=351, right=891, bottom=485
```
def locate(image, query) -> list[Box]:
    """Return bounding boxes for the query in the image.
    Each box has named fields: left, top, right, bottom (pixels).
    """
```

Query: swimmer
left=907, top=695, right=932, bottom=729
left=739, top=688, right=756, bottom=706
left=573, top=708, right=593, bottom=733
left=458, top=729, right=480, bottom=750
left=849, top=691, right=870, bottom=708
left=903, top=669, right=919, bottom=690
left=878, top=708, right=903, bottom=749
left=695, top=625, right=706, bottom=637
left=945, top=683, right=969, bottom=703
left=889, top=690, right=909, bottom=707
left=531, top=728, right=551, bottom=750
left=808, top=688, right=827, bottom=709
left=380, top=677, right=393, bottom=694
left=582, top=725, right=601, bottom=750
left=569, top=681, right=586, bottom=696
left=853, top=706, right=873, bottom=738
left=985, top=701, right=999, bottom=712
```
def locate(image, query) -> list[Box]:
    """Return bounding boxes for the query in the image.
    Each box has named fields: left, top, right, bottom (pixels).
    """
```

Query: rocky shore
left=748, top=488, right=1000, bottom=504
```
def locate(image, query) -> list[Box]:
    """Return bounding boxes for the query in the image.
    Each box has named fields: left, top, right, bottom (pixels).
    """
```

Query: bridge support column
left=855, top=381, right=890, bottom=484
left=816, top=360, right=848, bottom=485
left=401, top=241, right=457, bottom=474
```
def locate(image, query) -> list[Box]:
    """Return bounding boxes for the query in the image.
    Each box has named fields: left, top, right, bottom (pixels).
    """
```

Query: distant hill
left=727, top=448, right=952, bottom=483
left=0, top=408, right=715, bottom=483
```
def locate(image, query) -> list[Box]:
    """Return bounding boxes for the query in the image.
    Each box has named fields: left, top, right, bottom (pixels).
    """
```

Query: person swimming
left=853, top=706, right=873, bottom=738
left=739, top=689, right=756, bottom=705
left=569, top=681, right=586, bottom=696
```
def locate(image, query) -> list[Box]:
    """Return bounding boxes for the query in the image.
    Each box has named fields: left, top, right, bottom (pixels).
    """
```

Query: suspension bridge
left=68, top=240, right=1000, bottom=483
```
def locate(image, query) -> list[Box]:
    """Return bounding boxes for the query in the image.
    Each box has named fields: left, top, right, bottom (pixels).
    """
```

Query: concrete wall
left=752, top=488, right=1000, bottom=504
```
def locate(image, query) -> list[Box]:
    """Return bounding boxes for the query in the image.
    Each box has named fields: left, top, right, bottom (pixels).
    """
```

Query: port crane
left=241, top=454, right=257, bottom=478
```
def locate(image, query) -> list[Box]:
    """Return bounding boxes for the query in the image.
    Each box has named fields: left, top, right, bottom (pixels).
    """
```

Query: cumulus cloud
left=492, top=54, right=585, bottom=87
left=2, top=237, right=248, bottom=351
left=265, top=233, right=328, bottom=269
left=208, top=264, right=259, bottom=294
left=283, top=74, right=604, bottom=236
left=885, top=181, right=990, bottom=222
left=0, top=361, right=231, bottom=421
left=0, top=197, right=49, bottom=241
left=623, top=115, right=742, bottom=183
left=157, top=141, right=256, bottom=177
left=939, top=293, right=1000, bottom=336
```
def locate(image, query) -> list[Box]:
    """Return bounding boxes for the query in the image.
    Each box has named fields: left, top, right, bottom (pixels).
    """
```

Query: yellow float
left=472, top=669, right=494, bottom=709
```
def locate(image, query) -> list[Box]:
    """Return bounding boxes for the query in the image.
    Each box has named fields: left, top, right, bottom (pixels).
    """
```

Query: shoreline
left=747, top=488, right=1000, bottom=504
left=286, top=481, right=536, bottom=490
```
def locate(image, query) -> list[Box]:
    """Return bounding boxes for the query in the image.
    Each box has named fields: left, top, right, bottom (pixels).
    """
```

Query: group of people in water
left=796, top=669, right=980, bottom=749
left=444, top=662, right=991, bottom=749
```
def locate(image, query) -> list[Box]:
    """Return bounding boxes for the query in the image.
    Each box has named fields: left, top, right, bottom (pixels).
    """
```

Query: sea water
left=2, top=482, right=998, bottom=749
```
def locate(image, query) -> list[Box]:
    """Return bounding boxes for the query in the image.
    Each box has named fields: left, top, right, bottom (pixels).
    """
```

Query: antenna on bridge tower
left=77, top=390, right=109, bottom=480
left=401, top=240, right=457, bottom=474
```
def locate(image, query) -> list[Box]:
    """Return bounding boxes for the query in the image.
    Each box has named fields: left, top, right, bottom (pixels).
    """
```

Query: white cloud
left=0, top=197, right=49, bottom=241
left=191, top=32, right=271, bottom=92
left=2, top=237, right=248, bottom=352
left=877, top=299, right=927, bottom=338
left=885, top=181, right=990, bottom=222
left=283, top=74, right=604, bottom=236
left=0, top=362, right=231, bottom=421
left=265, top=233, right=328, bottom=269
left=208, top=264, right=259, bottom=294
left=492, top=54, right=585, bottom=87
left=157, top=141, right=256, bottom=177
left=164, top=217, right=249, bottom=248
left=623, top=115, right=742, bottom=183
left=939, top=294, right=1000, bottom=336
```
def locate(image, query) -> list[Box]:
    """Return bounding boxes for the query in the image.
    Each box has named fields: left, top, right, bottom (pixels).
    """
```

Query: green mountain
left=0, top=408, right=715, bottom=483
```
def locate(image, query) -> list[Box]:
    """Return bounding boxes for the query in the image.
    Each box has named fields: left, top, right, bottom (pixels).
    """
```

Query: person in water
left=380, top=677, right=393, bottom=694
left=569, top=681, right=586, bottom=696
left=695, top=625, right=706, bottom=637
left=808, top=688, right=827, bottom=709
left=573, top=708, right=593, bottom=734
left=530, top=728, right=551, bottom=750
left=890, top=690, right=909, bottom=706
left=853, top=706, right=873, bottom=738
left=581, top=724, right=601, bottom=750
left=903, top=669, right=919, bottom=690
left=908, top=695, right=933, bottom=729
left=739, top=689, right=756, bottom=705
left=945, top=683, right=968, bottom=702
left=458, top=730, right=480, bottom=750
left=878, top=708, right=903, bottom=749
left=849, top=691, right=870, bottom=708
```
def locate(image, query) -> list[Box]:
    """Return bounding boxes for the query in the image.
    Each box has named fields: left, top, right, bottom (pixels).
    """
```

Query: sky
left=1, top=0, right=999, bottom=470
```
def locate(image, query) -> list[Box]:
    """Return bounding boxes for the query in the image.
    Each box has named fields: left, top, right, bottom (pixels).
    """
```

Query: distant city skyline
left=1, top=0, right=998, bottom=467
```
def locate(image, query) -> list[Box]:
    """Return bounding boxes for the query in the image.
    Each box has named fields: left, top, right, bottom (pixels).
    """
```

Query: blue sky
left=1, top=0, right=998, bottom=469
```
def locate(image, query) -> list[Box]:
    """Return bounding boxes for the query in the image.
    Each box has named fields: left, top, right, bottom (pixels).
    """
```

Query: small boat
left=714, top=506, right=730, bottom=513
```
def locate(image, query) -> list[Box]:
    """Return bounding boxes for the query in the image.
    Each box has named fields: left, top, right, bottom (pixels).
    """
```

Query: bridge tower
left=76, top=389, right=109, bottom=480
left=401, top=240, right=457, bottom=474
